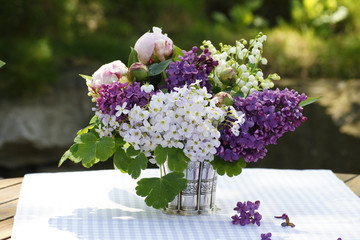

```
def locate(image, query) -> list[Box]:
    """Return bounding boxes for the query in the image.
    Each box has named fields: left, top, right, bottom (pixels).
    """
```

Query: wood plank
left=0, top=184, right=21, bottom=205
left=344, top=175, right=360, bottom=197
left=0, top=200, right=18, bottom=221
left=335, top=173, right=357, bottom=182
left=0, top=178, right=22, bottom=189
left=0, top=217, right=13, bottom=240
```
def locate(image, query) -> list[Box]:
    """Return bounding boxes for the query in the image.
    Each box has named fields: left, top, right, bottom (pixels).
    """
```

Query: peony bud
left=215, top=92, right=234, bottom=107
left=219, top=67, right=236, bottom=86
left=134, top=26, right=174, bottom=65
left=129, top=62, right=149, bottom=82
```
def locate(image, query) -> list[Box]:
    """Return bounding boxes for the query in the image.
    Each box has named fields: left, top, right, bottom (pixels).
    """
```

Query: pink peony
left=91, top=60, right=128, bottom=89
left=134, top=27, right=173, bottom=64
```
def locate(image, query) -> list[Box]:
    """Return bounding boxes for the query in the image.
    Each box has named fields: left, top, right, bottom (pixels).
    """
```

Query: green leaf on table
left=136, top=172, right=188, bottom=209
left=128, top=47, right=139, bottom=67
left=299, top=96, right=321, bottom=107
left=0, top=60, right=5, bottom=68
left=154, top=146, right=190, bottom=172
left=127, top=153, right=148, bottom=179
left=172, top=45, right=183, bottom=62
left=113, top=147, right=132, bottom=173
left=211, top=156, right=246, bottom=177
left=71, top=132, right=115, bottom=168
left=148, top=59, right=172, bottom=76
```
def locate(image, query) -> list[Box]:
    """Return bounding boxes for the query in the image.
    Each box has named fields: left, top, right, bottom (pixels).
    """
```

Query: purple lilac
left=165, top=47, right=218, bottom=92
left=96, top=81, right=155, bottom=121
left=232, top=200, right=262, bottom=226
left=217, top=88, right=308, bottom=163
left=261, top=232, right=272, bottom=240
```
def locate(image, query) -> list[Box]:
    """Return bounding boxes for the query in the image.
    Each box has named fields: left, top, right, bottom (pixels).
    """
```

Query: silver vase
left=162, top=161, right=218, bottom=215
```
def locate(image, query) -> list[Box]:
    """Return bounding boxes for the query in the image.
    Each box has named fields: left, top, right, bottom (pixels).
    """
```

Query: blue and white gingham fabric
left=12, top=168, right=360, bottom=240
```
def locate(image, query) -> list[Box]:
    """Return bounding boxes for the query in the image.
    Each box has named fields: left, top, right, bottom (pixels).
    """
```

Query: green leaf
left=76, top=124, right=96, bottom=135
left=0, top=60, right=5, bottom=68
left=127, top=153, right=148, bottom=179
left=136, top=172, right=188, bottom=209
left=126, top=145, right=141, bottom=156
left=58, top=144, right=82, bottom=167
left=299, top=96, right=321, bottom=107
left=155, top=146, right=190, bottom=172
left=89, top=115, right=99, bottom=124
left=172, top=45, right=183, bottom=61
left=211, top=156, right=246, bottom=177
left=148, top=59, right=172, bottom=76
left=79, top=74, right=92, bottom=81
left=72, top=132, right=115, bottom=168
left=154, top=145, right=167, bottom=165
left=128, top=47, right=139, bottom=67
left=58, top=149, right=71, bottom=167
left=113, top=147, right=132, bottom=173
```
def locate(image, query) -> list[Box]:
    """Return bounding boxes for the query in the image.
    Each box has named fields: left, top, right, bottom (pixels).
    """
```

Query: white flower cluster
left=201, top=33, right=280, bottom=96
left=110, top=82, right=244, bottom=162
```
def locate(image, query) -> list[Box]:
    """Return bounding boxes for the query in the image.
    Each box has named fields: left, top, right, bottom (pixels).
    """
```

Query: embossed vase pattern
left=163, top=161, right=217, bottom=215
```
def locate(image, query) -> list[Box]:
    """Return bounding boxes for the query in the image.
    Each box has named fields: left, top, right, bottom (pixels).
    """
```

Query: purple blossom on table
left=232, top=200, right=262, bottom=226
left=217, top=88, right=308, bottom=163
left=260, top=232, right=272, bottom=240
left=165, top=47, right=218, bottom=92
left=274, top=213, right=288, bottom=219
left=96, top=81, right=155, bottom=121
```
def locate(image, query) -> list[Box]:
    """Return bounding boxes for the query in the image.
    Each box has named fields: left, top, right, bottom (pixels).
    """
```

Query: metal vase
left=163, top=161, right=218, bottom=215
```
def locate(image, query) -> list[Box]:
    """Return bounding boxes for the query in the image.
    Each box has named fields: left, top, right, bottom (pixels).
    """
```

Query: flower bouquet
left=59, top=27, right=317, bottom=212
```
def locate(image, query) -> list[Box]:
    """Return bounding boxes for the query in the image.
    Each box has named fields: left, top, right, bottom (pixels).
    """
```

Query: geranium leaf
left=211, top=156, right=246, bottom=177
left=299, top=96, right=321, bottom=107
left=148, top=59, right=172, bottom=76
left=126, top=145, right=141, bottom=156
left=76, top=124, right=96, bottom=135
left=72, top=132, right=115, bottom=168
left=128, top=47, right=139, bottom=67
left=89, top=115, right=98, bottom=124
left=154, top=145, right=167, bottom=165
left=135, top=172, right=187, bottom=209
left=127, top=153, right=148, bottom=179
left=158, top=147, right=190, bottom=172
left=113, top=147, right=132, bottom=173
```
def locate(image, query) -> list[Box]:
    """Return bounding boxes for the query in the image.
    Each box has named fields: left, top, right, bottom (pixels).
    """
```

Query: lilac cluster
left=217, top=88, right=308, bottom=163
left=261, top=233, right=272, bottom=240
left=165, top=47, right=218, bottom=92
left=231, top=200, right=262, bottom=226
left=96, top=81, right=154, bottom=120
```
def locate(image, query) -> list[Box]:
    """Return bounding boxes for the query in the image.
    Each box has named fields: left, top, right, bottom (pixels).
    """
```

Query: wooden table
left=0, top=173, right=359, bottom=240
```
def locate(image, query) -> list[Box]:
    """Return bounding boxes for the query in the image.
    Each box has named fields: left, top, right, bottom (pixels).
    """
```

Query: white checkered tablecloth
left=12, top=168, right=360, bottom=240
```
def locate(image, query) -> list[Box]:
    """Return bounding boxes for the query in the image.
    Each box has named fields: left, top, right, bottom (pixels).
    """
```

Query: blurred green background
left=1, top=0, right=360, bottom=177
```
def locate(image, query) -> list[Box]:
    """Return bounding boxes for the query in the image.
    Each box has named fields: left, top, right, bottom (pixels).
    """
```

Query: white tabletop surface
left=11, top=168, right=360, bottom=240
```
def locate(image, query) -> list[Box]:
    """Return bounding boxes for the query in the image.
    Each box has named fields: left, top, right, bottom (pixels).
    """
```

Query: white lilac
left=200, top=33, right=279, bottom=97
left=117, top=83, right=244, bottom=162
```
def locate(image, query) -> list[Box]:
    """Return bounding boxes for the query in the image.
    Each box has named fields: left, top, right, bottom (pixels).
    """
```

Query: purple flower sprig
left=165, top=47, right=218, bottom=92
left=97, top=81, right=155, bottom=121
left=217, top=88, right=308, bottom=163
left=231, top=200, right=262, bottom=226
left=261, top=232, right=272, bottom=240
left=275, top=213, right=295, bottom=227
